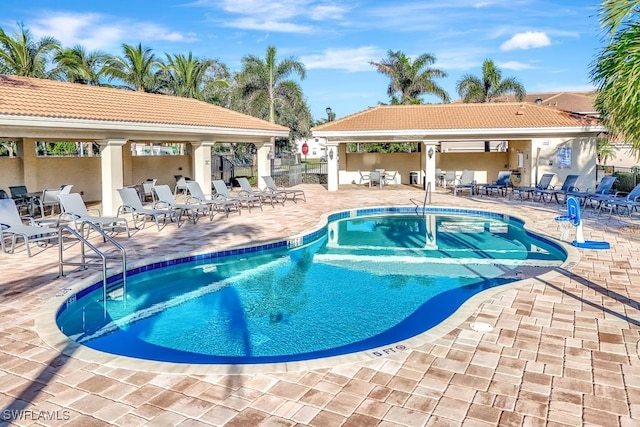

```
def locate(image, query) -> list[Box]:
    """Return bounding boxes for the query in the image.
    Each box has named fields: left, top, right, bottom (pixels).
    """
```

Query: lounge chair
left=236, top=177, right=285, bottom=207
left=480, top=171, right=511, bottom=196
left=569, top=175, right=617, bottom=208
left=453, top=170, right=476, bottom=196
left=141, top=179, right=157, bottom=202
left=185, top=181, right=240, bottom=217
left=9, top=185, right=34, bottom=216
left=173, top=175, right=191, bottom=196
left=153, top=184, right=212, bottom=223
left=534, top=174, right=580, bottom=204
left=116, top=187, right=181, bottom=230
left=597, top=182, right=640, bottom=217
left=212, top=179, right=262, bottom=212
left=261, top=176, right=306, bottom=203
left=0, top=198, right=59, bottom=256
left=443, top=171, right=457, bottom=188
left=59, top=193, right=130, bottom=237
left=510, top=173, right=554, bottom=200
left=37, top=184, right=73, bottom=217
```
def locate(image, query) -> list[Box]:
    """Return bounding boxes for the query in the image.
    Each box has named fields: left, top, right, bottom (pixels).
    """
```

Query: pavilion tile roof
left=312, top=103, right=599, bottom=132
left=0, top=74, right=288, bottom=132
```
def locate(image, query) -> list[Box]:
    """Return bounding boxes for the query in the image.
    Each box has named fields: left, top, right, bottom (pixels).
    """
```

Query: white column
left=97, top=139, right=127, bottom=216
left=423, top=140, right=438, bottom=191
left=191, top=141, right=215, bottom=192
left=256, top=140, right=275, bottom=189
left=326, top=141, right=339, bottom=191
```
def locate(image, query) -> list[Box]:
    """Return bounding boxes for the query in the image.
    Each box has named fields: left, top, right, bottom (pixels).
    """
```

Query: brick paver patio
left=1, top=184, right=639, bottom=426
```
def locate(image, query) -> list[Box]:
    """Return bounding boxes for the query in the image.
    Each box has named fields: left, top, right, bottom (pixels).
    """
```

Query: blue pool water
left=56, top=209, right=566, bottom=364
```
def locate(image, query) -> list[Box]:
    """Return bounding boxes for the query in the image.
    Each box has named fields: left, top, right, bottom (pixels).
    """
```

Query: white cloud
left=500, top=31, right=551, bottom=51
left=28, top=12, right=196, bottom=51
left=497, top=61, right=534, bottom=70
left=301, top=47, right=384, bottom=72
left=223, top=18, right=312, bottom=33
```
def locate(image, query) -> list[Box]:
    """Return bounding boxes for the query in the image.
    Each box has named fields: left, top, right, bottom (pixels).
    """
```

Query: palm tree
left=369, top=50, right=449, bottom=104
left=160, top=52, right=227, bottom=100
left=104, top=43, right=161, bottom=92
left=596, top=136, right=619, bottom=165
left=54, top=45, right=111, bottom=85
left=591, top=0, right=640, bottom=155
left=234, top=45, right=306, bottom=123
left=456, top=59, right=525, bottom=103
left=0, top=23, right=60, bottom=78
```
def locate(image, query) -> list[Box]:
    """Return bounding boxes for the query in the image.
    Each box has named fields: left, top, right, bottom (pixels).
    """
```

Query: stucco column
left=256, top=140, right=275, bottom=189
left=423, top=141, right=438, bottom=191
left=20, top=138, right=38, bottom=191
left=326, top=141, right=339, bottom=191
left=191, top=141, right=215, bottom=192
left=97, top=139, right=127, bottom=216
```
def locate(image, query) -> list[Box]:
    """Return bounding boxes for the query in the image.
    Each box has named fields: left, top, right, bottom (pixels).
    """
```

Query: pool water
left=57, top=212, right=566, bottom=364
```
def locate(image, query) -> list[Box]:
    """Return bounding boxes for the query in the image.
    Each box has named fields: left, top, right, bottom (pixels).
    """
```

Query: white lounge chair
left=454, top=170, right=476, bottom=196
left=59, top=193, right=130, bottom=237
left=261, top=176, right=306, bottom=203
left=153, top=184, right=212, bottom=224
left=116, top=187, right=181, bottom=231
left=213, top=179, right=262, bottom=212
left=141, top=179, right=157, bottom=202
left=236, top=177, right=285, bottom=207
left=0, top=199, right=59, bottom=256
left=185, top=181, right=240, bottom=217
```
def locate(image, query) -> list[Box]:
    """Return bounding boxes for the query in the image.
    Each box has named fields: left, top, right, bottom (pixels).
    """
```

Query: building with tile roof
left=0, top=75, right=289, bottom=214
left=312, top=103, right=604, bottom=192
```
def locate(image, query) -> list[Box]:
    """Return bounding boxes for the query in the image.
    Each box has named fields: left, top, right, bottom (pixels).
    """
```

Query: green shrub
left=612, top=172, right=640, bottom=192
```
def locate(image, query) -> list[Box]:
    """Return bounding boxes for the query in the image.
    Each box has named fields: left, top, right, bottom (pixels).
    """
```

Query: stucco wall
left=531, top=137, right=597, bottom=190
left=343, top=152, right=421, bottom=184
left=129, top=156, right=193, bottom=189
left=0, top=157, right=24, bottom=195
left=434, top=152, right=510, bottom=185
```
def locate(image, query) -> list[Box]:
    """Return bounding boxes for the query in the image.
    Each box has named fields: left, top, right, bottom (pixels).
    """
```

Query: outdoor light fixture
left=328, top=148, right=334, bottom=160
left=427, top=147, right=434, bottom=159
left=326, top=107, right=334, bottom=121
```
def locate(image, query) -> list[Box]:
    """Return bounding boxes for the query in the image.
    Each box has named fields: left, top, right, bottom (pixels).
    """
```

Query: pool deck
left=1, top=184, right=639, bottom=426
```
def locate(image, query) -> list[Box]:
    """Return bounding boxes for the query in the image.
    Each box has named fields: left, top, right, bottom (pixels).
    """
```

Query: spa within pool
left=56, top=208, right=566, bottom=365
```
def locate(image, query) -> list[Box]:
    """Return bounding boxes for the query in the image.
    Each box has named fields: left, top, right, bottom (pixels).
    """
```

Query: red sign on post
left=301, top=142, right=309, bottom=156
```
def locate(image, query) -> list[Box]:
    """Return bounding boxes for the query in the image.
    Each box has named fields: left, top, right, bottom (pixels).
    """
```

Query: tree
left=596, top=136, right=619, bottom=165
left=0, top=23, right=60, bottom=78
left=456, top=59, right=525, bottom=103
left=54, top=45, right=111, bottom=85
left=370, top=50, right=449, bottom=104
left=159, top=52, right=219, bottom=99
left=104, top=43, right=162, bottom=92
left=591, top=0, right=640, bottom=155
left=234, top=45, right=307, bottom=123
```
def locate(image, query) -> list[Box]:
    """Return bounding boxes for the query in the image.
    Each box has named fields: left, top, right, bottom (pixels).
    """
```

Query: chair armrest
left=87, top=207, right=102, bottom=216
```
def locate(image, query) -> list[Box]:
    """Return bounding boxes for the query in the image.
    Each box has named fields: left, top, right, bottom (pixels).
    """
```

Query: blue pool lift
left=555, top=196, right=610, bottom=250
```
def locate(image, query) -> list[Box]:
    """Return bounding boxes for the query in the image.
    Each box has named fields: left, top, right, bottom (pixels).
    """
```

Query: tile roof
left=0, top=74, right=289, bottom=133
left=490, top=91, right=597, bottom=114
left=312, top=103, right=599, bottom=133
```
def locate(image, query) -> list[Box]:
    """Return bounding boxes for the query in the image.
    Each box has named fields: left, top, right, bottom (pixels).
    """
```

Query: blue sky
left=1, top=0, right=603, bottom=121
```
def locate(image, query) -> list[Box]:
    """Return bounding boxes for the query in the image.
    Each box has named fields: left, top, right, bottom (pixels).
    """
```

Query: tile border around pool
left=35, top=205, right=580, bottom=375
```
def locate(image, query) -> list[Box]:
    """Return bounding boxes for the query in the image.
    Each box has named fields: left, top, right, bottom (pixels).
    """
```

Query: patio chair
left=510, top=173, right=554, bottom=200
left=383, top=170, right=398, bottom=186
left=236, top=177, right=285, bottom=207
left=141, top=179, right=157, bottom=202
left=358, top=170, right=370, bottom=185
left=443, top=170, right=457, bottom=188
left=153, top=184, right=212, bottom=223
left=185, top=181, right=240, bottom=217
left=59, top=193, right=130, bottom=237
left=479, top=171, right=511, bottom=196
left=9, top=185, right=33, bottom=216
left=117, top=187, right=182, bottom=231
left=0, top=198, right=59, bottom=256
left=597, top=182, right=640, bottom=217
left=568, top=175, right=617, bottom=208
left=213, top=179, right=262, bottom=212
left=369, top=170, right=383, bottom=188
left=534, top=174, right=580, bottom=204
left=261, top=176, right=306, bottom=203
left=0, top=189, right=8, bottom=199
left=453, top=170, right=476, bottom=196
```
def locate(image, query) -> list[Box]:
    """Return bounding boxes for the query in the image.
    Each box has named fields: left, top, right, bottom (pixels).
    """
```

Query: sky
left=1, top=0, right=604, bottom=122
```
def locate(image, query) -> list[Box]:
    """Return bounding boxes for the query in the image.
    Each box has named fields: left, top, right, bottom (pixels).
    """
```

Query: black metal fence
left=271, top=161, right=327, bottom=186
left=597, top=164, right=640, bottom=192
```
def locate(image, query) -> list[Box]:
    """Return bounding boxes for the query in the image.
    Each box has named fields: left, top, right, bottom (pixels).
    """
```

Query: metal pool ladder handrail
left=410, top=181, right=431, bottom=213
left=58, top=222, right=127, bottom=307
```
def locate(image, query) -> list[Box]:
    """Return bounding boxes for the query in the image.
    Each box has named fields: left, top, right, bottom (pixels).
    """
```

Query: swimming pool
left=55, top=207, right=567, bottom=366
